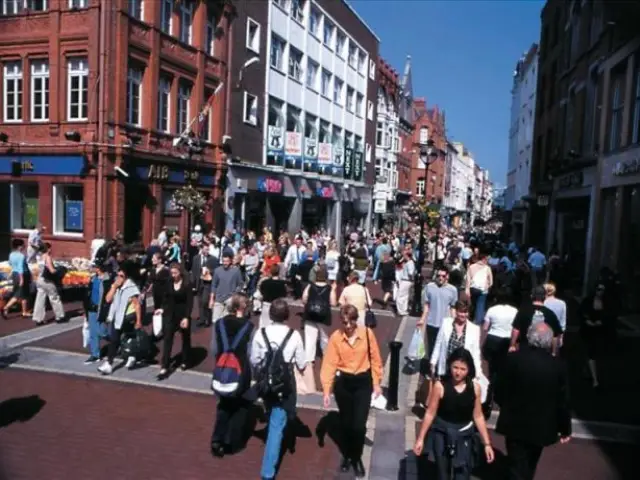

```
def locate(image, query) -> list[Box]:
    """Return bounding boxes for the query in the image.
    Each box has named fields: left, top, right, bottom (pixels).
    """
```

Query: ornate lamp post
left=410, top=138, right=439, bottom=317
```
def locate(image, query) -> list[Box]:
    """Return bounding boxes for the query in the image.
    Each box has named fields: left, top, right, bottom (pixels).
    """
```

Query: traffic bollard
left=386, top=340, right=403, bottom=411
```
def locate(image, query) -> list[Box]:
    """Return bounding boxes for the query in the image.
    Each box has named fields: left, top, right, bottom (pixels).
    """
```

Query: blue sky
left=351, top=0, right=545, bottom=187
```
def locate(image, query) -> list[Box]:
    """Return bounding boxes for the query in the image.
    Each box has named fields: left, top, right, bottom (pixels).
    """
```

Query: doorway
left=124, top=181, right=148, bottom=244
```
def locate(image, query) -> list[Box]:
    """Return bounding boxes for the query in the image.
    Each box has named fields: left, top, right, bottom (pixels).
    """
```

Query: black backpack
left=255, top=328, right=294, bottom=400
left=305, top=284, right=331, bottom=324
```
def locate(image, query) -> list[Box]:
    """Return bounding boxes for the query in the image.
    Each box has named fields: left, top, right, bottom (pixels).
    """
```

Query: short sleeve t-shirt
left=424, top=283, right=458, bottom=329
left=512, top=304, right=562, bottom=347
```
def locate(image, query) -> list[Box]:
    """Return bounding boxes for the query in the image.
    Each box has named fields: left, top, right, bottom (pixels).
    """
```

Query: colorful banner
left=267, top=126, right=284, bottom=165
left=353, top=150, right=364, bottom=182
left=318, top=143, right=332, bottom=165
left=257, top=177, right=284, bottom=194
left=285, top=131, right=302, bottom=169
left=343, top=147, right=354, bottom=180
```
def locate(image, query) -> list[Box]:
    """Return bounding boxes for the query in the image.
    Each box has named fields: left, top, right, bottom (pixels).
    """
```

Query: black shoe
left=84, top=355, right=99, bottom=364
left=339, top=457, right=351, bottom=472
left=157, top=368, right=169, bottom=381
left=211, top=442, right=225, bottom=458
left=352, top=459, right=365, bottom=478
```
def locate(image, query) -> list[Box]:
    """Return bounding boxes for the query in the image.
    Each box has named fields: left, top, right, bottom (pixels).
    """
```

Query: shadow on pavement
left=0, top=352, right=20, bottom=369
left=0, top=395, right=46, bottom=429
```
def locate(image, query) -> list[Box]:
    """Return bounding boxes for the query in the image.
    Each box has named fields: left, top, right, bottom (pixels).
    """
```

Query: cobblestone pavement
left=0, top=369, right=342, bottom=480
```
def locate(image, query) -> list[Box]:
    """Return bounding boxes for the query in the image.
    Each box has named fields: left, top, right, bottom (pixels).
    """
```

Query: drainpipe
left=96, top=0, right=107, bottom=236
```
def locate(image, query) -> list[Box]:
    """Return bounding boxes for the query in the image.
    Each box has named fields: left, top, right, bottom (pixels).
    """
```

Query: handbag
left=363, top=286, right=377, bottom=328
left=152, top=312, right=163, bottom=337
left=295, top=367, right=317, bottom=395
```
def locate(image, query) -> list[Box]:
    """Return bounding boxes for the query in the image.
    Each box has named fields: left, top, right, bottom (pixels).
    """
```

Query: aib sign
left=257, top=177, right=283, bottom=194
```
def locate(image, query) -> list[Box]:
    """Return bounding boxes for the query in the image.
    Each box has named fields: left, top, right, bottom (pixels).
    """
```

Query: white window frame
left=157, top=75, right=171, bottom=133
left=323, top=20, right=334, bottom=49
left=160, top=0, right=173, bottom=35
left=355, top=93, right=364, bottom=117
left=179, top=0, right=193, bottom=44
left=419, top=126, right=429, bottom=145
left=26, top=0, right=47, bottom=11
left=376, top=121, right=383, bottom=146
left=358, top=52, right=366, bottom=75
left=52, top=184, right=84, bottom=237
left=348, top=44, right=357, bottom=68
left=30, top=60, right=49, bottom=122
left=270, top=34, right=286, bottom=71
left=206, top=12, right=216, bottom=56
left=2, top=0, right=20, bottom=14
left=346, top=86, right=355, bottom=112
left=321, top=69, right=331, bottom=97
left=369, top=59, right=376, bottom=80
left=306, top=59, right=318, bottom=90
left=288, top=46, right=303, bottom=82
left=333, top=77, right=343, bottom=105
left=416, top=179, right=425, bottom=197
left=366, top=100, right=374, bottom=121
left=365, top=143, right=371, bottom=163
left=243, top=91, right=258, bottom=126
left=246, top=17, right=260, bottom=54
left=127, top=0, right=142, bottom=19
left=290, top=0, right=304, bottom=24
left=67, top=57, right=89, bottom=121
left=308, top=7, right=320, bottom=37
left=273, top=0, right=288, bottom=10
left=9, top=183, right=39, bottom=233
left=3, top=60, right=23, bottom=123
left=336, top=31, right=346, bottom=59
left=126, top=65, right=143, bottom=126
left=69, top=0, right=88, bottom=9
left=177, top=81, right=191, bottom=134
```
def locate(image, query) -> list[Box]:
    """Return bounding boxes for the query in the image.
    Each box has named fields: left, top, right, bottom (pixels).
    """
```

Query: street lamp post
left=411, top=139, right=439, bottom=317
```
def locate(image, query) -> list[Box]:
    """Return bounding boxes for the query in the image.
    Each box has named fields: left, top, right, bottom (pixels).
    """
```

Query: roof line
left=342, top=0, right=381, bottom=42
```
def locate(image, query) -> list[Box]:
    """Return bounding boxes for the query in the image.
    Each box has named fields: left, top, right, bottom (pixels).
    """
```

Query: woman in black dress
left=414, top=348, right=494, bottom=480
left=156, top=262, right=193, bottom=380
left=378, top=250, right=396, bottom=307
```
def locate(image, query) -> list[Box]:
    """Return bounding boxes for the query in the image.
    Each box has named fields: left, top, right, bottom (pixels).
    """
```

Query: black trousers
left=425, top=325, right=440, bottom=377
left=107, top=321, right=134, bottom=363
left=482, top=334, right=510, bottom=383
left=506, top=437, right=543, bottom=480
left=333, top=371, right=373, bottom=461
left=198, top=292, right=211, bottom=325
left=161, top=318, right=192, bottom=369
left=212, top=396, right=252, bottom=451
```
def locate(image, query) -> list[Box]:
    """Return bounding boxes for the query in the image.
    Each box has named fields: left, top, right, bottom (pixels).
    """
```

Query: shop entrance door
left=268, top=196, right=294, bottom=235
left=124, top=182, right=148, bottom=244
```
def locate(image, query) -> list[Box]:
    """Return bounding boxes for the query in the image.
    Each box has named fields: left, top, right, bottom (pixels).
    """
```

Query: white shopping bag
left=407, top=328, right=426, bottom=361
left=370, top=393, right=387, bottom=410
left=152, top=313, right=163, bottom=337
left=82, top=320, right=90, bottom=348
left=475, top=373, right=490, bottom=404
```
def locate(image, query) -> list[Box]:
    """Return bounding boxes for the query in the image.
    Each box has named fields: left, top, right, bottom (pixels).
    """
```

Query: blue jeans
left=87, top=311, right=109, bottom=358
left=261, top=406, right=288, bottom=479
left=470, top=289, right=487, bottom=326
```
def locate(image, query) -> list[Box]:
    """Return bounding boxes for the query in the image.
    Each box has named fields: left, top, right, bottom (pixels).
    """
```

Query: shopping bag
left=370, top=392, right=387, bottom=410
left=294, top=366, right=317, bottom=395
left=407, top=328, right=425, bottom=361
left=152, top=313, right=163, bottom=337
left=82, top=321, right=90, bottom=348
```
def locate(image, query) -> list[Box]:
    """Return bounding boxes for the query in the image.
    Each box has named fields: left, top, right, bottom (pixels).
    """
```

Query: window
left=319, top=120, right=330, bottom=142
left=306, top=59, right=318, bottom=90
left=308, top=7, right=320, bottom=37
left=609, top=75, right=624, bottom=152
left=348, top=44, right=357, bottom=68
left=127, top=0, right=142, bottom=19
left=385, top=125, right=391, bottom=148
left=268, top=96, right=284, bottom=127
left=270, top=34, right=286, bottom=71
left=333, top=77, right=343, bottom=104
left=31, top=60, right=49, bottom=122
left=201, top=88, right=212, bottom=142
left=177, top=80, right=191, bottom=134
left=345, top=131, right=353, bottom=149
left=416, top=178, right=425, bottom=197
left=53, top=185, right=83, bottom=235
left=323, top=20, right=334, bottom=48
left=346, top=87, right=355, bottom=112
left=160, top=0, right=172, bottom=34
left=10, top=184, right=39, bottom=232
left=70, top=0, right=88, bottom=8
left=332, top=126, right=342, bottom=146
left=392, top=134, right=399, bottom=153
left=358, top=52, right=366, bottom=74
left=419, top=126, right=429, bottom=144
left=305, top=113, right=317, bottom=138
left=179, top=0, right=193, bottom=44
left=3, top=61, right=22, bottom=122
left=157, top=75, right=171, bottom=132
left=286, top=106, right=302, bottom=133
left=632, top=68, right=640, bottom=145
left=375, top=158, right=383, bottom=178
left=336, top=31, right=346, bottom=58
left=273, top=0, right=287, bottom=9
left=288, top=47, right=303, bottom=82
left=321, top=69, right=331, bottom=97
left=367, top=100, right=373, bottom=120
left=376, top=121, right=383, bottom=146
left=365, top=143, right=371, bottom=163
left=67, top=58, right=88, bottom=121
left=368, top=59, right=376, bottom=80
left=243, top=92, right=258, bottom=125
left=290, top=0, right=304, bottom=23
left=356, top=93, right=364, bottom=117
left=22, top=0, right=47, bottom=11
left=246, top=18, right=260, bottom=53
left=2, top=0, right=20, bottom=14
left=206, top=12, right=216, bottom=56
left=126, top=65, right=143, bottom=126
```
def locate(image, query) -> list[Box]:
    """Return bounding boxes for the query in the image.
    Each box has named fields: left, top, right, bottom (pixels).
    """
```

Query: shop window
left=10, top=183, right=39, bottom=232
left=163, top=189, right=180, bottom=216
left=53, top=184, right=84, bottom=235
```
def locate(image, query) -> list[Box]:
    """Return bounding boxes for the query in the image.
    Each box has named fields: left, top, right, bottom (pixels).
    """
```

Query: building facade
left=396, top=55, right=414, bottom=220
left=506, top=44, right=538, bottom=243
left=0, top=0, right=232, bottom=259
left=225, top=0, right=379, bottom=237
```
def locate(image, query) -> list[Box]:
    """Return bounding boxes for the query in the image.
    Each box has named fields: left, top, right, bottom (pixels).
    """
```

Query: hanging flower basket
left=404, top=198, right=441, bottom=229
left=171, top=185, right=208, bottom=216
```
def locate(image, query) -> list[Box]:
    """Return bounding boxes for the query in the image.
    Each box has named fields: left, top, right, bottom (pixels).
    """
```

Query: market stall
left=0, top=258, right=92, bottom=298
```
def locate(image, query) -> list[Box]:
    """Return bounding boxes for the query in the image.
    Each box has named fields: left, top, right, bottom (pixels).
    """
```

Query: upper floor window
left=273, top=0, right=288, bottom=10
left=206, top=12, right=217, bottom=56
left=631, top=67, right=640, bottom=145
left=177, top=80, right=192, bottom=134
left=246, top=18, right=260, bottom=54
left=346, top=87, right=355, bottom=112
left=321, top=69, right=331, bottom=97
left=3, top=61, right=22, bottom=122
left=270, top=34, right=286, bottom=71
left=157, top=75, right=171, bottom=133
left=348, top=44, right=357, bottom=68
left=31, top=60, right=49, bottom=122
left=179, top=0, right=194, bottom=44
left=160, top=0, right=172, bottom=35
left=323, top=20, right=334, bottom=48
left=416, top=178, right=425, bottom=196
left=306, top=59, right=318, bottom=90
left=376, top=122, right=383, bottom=146
left=308, top=7, right=320, bottom=37
left=358, top=52, right=366, bottom=75
left=288, top=47, right=303, bottom=82
left=319, top=120, right=330, bottom=143
left=67, top=58, right=88, bottom=121
left=336, top=31, right=346, bottom=58
left=333, top=77, right=343, bottom=105
left=243, top=92, right=258, bottom=126
left=70, top=0, right=88, bottom=9
left=368, top=59, right=376, bottom=80
left=356, top=93, right=364, bottom=117
left=126, top=65, right=143, bottom=126
left=419, top=127, right=429, bottom=145
left=3, top=0, right=47, bottom=13
left=290, top=0, right=305, bottom=24
left=127, top=0, right=142, bottom=20
left=609, top=75, right=625, bottom=152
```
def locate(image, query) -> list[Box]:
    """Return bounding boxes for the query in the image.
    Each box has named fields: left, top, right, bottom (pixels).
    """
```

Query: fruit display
left=0, top=257, right=93, bottom=290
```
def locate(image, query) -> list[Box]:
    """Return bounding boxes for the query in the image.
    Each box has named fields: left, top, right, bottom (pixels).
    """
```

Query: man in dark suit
left=190, top=243, right=218, bottom=327
left=496, top=322, right=572, bottom=480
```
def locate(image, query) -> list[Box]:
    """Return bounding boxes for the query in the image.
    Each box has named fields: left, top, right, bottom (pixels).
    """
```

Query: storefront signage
left=374, top=199, right=387, bottom=214
left=612, top=158, right=640, bottom=176
left=353, top=150, right=363, bottom=182
left=267, top=126, right=284, bottom=156
left=318, top=143, right=332, bottom=165
left=558, top=171, right=583, bottom=189
left=64, top=200, right=83, bottom=231
left=344, top=147, right=354, bottom=179
left=316, top=185, right=335, bottom=199
left=333, top=145, right=344, bottom=167
left=257, top=177, right=283, bottom=194
left=147, top=164, right=200, bottom=183
left=17, top=160, right=34, bottom=172
left=136, top=164, right=215, bottom=186
left=0, top=155, right=85, bottom=176
left=304, top=137, right=318, bottom=161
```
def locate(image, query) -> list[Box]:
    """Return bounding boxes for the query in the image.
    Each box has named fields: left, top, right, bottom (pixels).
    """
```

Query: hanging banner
left=353, top=150, right=364, bottom=181
left=343, top=147, right=354, bottom=180
left=304, top=137, right=318, bottom=172
left=267, top=126, right=284, bottom=156
left=318, top=143, right=332, bottom=165
left=285, top=131, right=302, bottom=169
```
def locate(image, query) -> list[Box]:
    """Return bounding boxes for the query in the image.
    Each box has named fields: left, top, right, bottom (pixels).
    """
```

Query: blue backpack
left=211, top=320, right=251, bottom=397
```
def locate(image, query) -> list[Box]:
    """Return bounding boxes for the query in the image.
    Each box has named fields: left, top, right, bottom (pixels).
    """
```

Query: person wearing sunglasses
left=320, top=304, right=383, bottom=478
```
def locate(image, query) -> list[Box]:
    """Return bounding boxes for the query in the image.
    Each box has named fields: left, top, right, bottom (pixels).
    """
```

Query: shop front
left=124, top=158, right=223, bottom=244
left=0, top=154, right=93, bottom=259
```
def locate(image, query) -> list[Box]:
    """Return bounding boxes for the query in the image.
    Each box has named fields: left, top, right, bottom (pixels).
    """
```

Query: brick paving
left=0, top=368, right=341, bottom=480
left=413, top=421, right=635, bottom=480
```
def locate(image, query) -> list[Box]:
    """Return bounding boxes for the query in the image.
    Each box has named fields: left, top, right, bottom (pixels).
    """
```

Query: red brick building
left=410, top=98, right=446, bottom=203
left=0, top=0, right=232, bottom=259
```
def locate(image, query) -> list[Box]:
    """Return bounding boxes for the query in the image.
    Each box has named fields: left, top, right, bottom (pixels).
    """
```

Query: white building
left=443, top=142, right=468, bottom=212
left=452, top=142, right=476, bottom=224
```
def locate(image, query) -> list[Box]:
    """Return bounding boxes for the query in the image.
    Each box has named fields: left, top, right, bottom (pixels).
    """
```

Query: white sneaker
left=98, top=361, right=113, bottom=375
left=125, top=356, right=136, bottom=369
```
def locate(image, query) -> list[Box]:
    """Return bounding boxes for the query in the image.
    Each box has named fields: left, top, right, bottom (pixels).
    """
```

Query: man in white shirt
left=395, top=247, right=416, bottom=316
left=284, top=236, right=306, bottom=298
left=250, top=299, right=305, bottom=480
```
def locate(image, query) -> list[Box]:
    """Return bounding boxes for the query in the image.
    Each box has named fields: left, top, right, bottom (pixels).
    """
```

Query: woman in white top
left=325, top=240, right=341, bottom=282
left=465, top=253, right=493, bottom=325
left=482, top=287, right=517, bottom=384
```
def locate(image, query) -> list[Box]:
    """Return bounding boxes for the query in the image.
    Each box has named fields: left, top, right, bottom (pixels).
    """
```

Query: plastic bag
left=370, top=393, right=387, bottom=410
left=82, top=320, right=90, bottom=348
left=152, top=313, right=163, bottom=337
left=407, top=328, right=425, bottom=360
